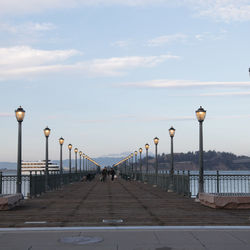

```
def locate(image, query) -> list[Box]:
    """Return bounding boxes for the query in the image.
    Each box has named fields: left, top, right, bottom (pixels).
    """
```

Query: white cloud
left=0, top=0, right=168, bottom=15
left=121, top=79, right=250, bottom=88
left=0, top=46, right=78, bottom=67
left=0, top=22, right=56, bottom=34
left=111, top=40, right=131, bottom=48
left=147, top=34, right=187, bottom=47
left=0, top=0, right=249, bottom=22
left=88, top=54, right=179, bottom=76
left=0, top=113, right=13, bottom=117
left=201, top=91, right=250, bottom=96
left=0, top=46, right=178, bottom=79
left=189, top=0, right=250, bottom=22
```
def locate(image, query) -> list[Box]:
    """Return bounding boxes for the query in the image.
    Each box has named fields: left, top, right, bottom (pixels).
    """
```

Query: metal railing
left=0, top=174, right=30, bottom=198
left=189, top=172, right=250, bottom=197
left=0, top=171, right=97, bottom=198
left=120, top=171, right=190, bottom=196
left=120, top=170, right=250, bottom=198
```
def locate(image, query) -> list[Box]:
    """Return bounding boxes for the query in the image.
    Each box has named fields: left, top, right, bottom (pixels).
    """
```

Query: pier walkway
left=1, top=176, right=250, bottom=228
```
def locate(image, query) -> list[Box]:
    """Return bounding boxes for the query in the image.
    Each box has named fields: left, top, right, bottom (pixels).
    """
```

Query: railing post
left=34, top=171, right=37, bottom=197
left=0, top=172, right=2, bottom=194
left=29, top=171, right=33, bottom=198
left=188, top=170, right=191, bottom=197
left=182, top=170, right=185, bottom=195
left=216, top=170, right=220, bottom=193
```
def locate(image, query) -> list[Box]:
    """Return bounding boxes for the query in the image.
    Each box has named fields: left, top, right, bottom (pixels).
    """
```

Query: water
left=2, top=170, right=250, bottom=198
left=1, top=171, right=30, bottom=198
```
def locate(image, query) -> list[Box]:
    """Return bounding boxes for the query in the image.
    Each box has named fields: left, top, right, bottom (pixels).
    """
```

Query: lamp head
left=145, top=143, right=149, bottom=150
left=44, top=127, right=51, bottom=137
left=134, top=151, right=138, bottom=156
left=79, top=151, right=82, bottom=156
left=154, top=137, right=159, bottom=145
left=68, top=144, right=72, bottom=150
left=74, top=148, right=78, bottom=153
left=139, top=148, right=143, bottom=153
left=15, top=106, right=25, bottom=122
left=59, top=137, right=64, bottom=145
left=169, top=127, right=176, bottom=137
left=196, top=106, right=206, bottom=122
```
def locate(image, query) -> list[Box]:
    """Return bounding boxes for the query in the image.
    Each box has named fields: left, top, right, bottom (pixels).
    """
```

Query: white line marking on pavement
left=24, top=222, right=47, bottom=224
left=1, top=226, right=250, bottom=232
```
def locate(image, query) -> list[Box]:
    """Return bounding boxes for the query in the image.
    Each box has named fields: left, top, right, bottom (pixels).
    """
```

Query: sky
left=0, top=0, right=250, bottom=164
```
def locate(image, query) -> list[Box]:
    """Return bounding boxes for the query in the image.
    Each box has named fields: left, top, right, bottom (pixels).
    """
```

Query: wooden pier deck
left=1, top=176, right=250, bottom=227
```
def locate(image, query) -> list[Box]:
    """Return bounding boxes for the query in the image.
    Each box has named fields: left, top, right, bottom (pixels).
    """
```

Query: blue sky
left=0, top=0, right=250, bottom=163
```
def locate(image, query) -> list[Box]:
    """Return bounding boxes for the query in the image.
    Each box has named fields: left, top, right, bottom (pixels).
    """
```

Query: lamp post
left=131, top=153, right=134, bottom=178
left=68, top=144, right=72, bottom=182
left=168, top=127, right=175, bottom=192
left=196, top=106, right=206, bottom=195
left=134, top=151, right=138, bottom=180
left=59, top=137, right=64, bottom=185
left=15, top=106, right=25, bottom=193
left=44, top=127, right=51, bottom=191
left=139, top=148, right=143, bottom=181
left=86, top=156, right=88, bottom=172
left=154, top=137, right=159, bottom=186
left=79, top=151, right=82, bottom=174
left=82, top=153, right=85, bottom=172
left=74, top=148, right=78, bottom=173
left=145, top=143, right=149, bottom=181
left=128, top=155, right=131, bottom=176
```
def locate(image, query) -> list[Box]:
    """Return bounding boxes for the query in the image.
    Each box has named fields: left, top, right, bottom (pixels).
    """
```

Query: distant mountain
left=0, top=162, right=16, bottom=170
left=0, top=157, right=123, bottom=170
left=1, top=151, right=249, bottom=171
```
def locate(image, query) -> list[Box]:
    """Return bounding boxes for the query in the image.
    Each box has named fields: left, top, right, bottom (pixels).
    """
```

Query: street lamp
left=74, top=148, right=78, bottom=173
left=134, top=151, right=138, bottom=180
left=59, top=137, right=64, bottom=185
left=82, top=153, right=85, bottom=172
left=85, top=155, right=88, bottom=171
left=79, top=151, right=82, bottom=173
left=44, top=127, right=51, bottom=191
left=154, top=137, right=159, bottom=186
left=68, top=144, right=72, bottom=182
left=145, top=143, right=149, bottom=180
left=15, top=106, right=25, bottom=193
left=130, top=153, right=134, bottom=178
left=168, top=127, right=175, bottom=192
left=139, top=148, right=143, bottom=181
left=196, top=106, right=206, bottom=195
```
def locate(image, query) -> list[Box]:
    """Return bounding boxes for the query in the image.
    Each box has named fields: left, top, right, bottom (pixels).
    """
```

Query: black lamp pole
left=15, top=106, right=25, bottom=194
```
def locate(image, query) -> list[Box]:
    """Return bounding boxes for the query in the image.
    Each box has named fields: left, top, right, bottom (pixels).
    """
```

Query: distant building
left=21, top=160, right=59, bottom=175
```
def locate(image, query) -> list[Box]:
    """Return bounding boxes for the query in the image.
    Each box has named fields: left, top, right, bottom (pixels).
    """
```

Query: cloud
left=0, top=46, right=78, bottom=67
left=1, top=0, right=249, bottom=22
left=189, top=0, right=250, bottom=22
left=121, top=79, right=250, bottom=88
left=139, top=115, right=194, bottom=122
left=201, top=91, right=250, bottom=96
left=111, top=40, right=131, bottom=48
left=0, top=46, right=178, bottom=80
left=88, top=54, right=179, bottom=76
left=147, top=33, right=187, bottom=47
left=0, top=113, right=13, bottom=117
left=0, top=22, right=56, bottom=34
left=0, top=0, right=168, bottom=15
left=194, top=30, right=227, bottom=41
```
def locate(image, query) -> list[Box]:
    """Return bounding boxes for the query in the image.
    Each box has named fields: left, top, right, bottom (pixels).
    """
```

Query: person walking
left=101, top=167, right=108, bottom=182
left=110, top=168, right=116, bottom=181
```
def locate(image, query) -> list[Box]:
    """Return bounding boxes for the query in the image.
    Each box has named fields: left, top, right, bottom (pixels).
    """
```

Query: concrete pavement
left=1, top=226, right=250, bottom=250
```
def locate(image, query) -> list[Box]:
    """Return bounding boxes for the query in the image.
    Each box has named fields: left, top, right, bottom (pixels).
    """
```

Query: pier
left=1, top=176, right=250, bottom=228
